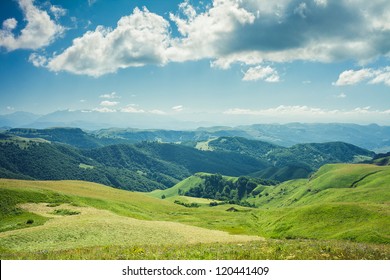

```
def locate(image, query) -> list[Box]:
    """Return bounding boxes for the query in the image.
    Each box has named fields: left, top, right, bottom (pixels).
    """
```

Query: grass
left=0, top=163, right=389, bottom=260
left=0, top=202, right=260, bottom=254
left=51, top=209, right=80, bottom=216
left=1, top=239, right=388, bottom=260
left=148, top=172, right=237, bottom=200
left=148, top=175, right=204, bottom=199
left=0, top=136, right=50, bottom=149
left=78, top=163, right=94, bottom=169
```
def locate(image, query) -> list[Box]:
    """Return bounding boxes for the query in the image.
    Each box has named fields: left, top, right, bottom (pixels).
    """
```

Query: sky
left=0, top=0, right=390, bottom=127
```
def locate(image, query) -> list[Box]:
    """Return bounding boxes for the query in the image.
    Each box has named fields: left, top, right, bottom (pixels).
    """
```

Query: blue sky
left=0, top=0, right=390, bottom=127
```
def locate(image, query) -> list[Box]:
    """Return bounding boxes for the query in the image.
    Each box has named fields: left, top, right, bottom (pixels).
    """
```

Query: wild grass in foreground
left=1, top=239, right=388, bottom=260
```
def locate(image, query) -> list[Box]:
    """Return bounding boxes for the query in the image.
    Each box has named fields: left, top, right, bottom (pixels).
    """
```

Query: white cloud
left=167, top=0, right=255, bottom=63
left=169, top=0, right=390, bottom=68
left=149, top=109, right=167, bottom=115
left=294, top=2, right=308, bottom=19
left=121, top=105, right=145, bottom=113
left=50, top=5, right=67, bottom=20
left=6, top=106, right=15, bottom=111
left=314, top=0, right=328, bottom=8
left=172, top=105, right=184, bottom=112
left=88, top=0, right=97, bottom=7
left=336, top=92, right=347, bottom=98
left=0, top=0, right=65, bottom=51
left=80, top=99, right=86, bottom=103
left=93, top=107, right=116, bottom=113
left=2, top=18, right=17, bottom=30
left=100, top=100, right=119, bottom=107
left=334, top=68, right=375, bottom=86
left=28, top=0, right=390, bottom=78
left=369, top=67, right=390, bottom=86
left=334, top=67, right=390, bottom=86
left=242, top=65, right=280, bottom=82
left=46, top=7, right=170, bottom=77
left=223, top=105, right=390, bottom=123
left=28, top=53, right=48, bottom=67
left=99, top=92, right=120, bottom=99
left=225, top=106, right=334, bottom=116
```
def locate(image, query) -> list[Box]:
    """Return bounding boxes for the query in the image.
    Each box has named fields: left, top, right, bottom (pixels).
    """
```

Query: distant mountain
left=27, top=110, right=210, bottom=130
left=0, top=140, right=184, bottom=191
left=0, top=138, right=268, bottom=191
left=205, top=137, right=374, bottom=180
left=367, top=152, right=390, bottom=166
left=7, top=127, right=124, bottom=149
left=93, top=123, right=390, bottom=152
left=0, top=129, right=376, bottom=190
left=237, top=123, right=390, bottom=152
left=1, top=110, right=390, bottom=151
left=0, top=111, right=41, bottom=127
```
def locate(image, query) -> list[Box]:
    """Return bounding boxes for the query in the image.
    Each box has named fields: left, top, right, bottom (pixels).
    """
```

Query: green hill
left=149, top=175, right=204, bottom=199
left=0, top=137, right=270, bottom=191
left=0, top=141, right=174, bottom=191
left=207, top=137, right=375, bottom=170
left=152, top=163, right=390, bottom=244
left=0, top=171, right=389, bottom=259
left=250, top=164, right=390, bottom=208
left=2, top=130, right=378, bottom=185
left=6, top=128, right=107, bottom=149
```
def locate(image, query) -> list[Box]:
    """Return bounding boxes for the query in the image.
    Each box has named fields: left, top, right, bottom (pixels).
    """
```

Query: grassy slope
left=1, top=162, right=390, bottom=259
left=154, top=164, right=390, bottom=243
left=148, top=175, right=204, bottom=199
left=0, top=179, right=261, bottom=259
left=244, top=164, right=390, bottom=243
left=148, top=172, right=238, bottom=199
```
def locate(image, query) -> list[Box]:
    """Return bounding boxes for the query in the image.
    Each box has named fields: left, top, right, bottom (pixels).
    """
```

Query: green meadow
left=0, top=163, right=389, bottom=259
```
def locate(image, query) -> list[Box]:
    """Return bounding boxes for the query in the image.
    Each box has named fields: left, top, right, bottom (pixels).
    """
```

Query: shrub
left=51, top=209, right=80, bottom=216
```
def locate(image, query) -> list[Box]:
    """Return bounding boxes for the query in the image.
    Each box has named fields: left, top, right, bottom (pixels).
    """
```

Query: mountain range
left=1, top=111, right=390, bottom=152
left=0, top=127, right=376, bottom=191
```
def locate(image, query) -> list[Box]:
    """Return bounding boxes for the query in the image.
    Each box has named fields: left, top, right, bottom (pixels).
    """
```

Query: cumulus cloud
left=28, top=53, right=48, bottom=67
left=45, top=7, right=170, bottom=77
left=149, top=109, right=167, bottom=115
left=121, top=105, right=145, bottom=113
left=336, top=93, right=347, bottom=98
left=172, top=105, right=184, bottom=112
left=30, top=0, right=390, bottom=77
left=224, top=105, right=390, bottom=123
left=100, top=100, right=119, bottom=107
left=167, top=0, right=256, bottom=62
left=99, top=92, right=120, bottom=99
left=369, top=67, right=390, bottom=86
left=334, top=67, right=390, bottom=86
left=2, top=18, right=18, bottom=30
left=215, top=0, right=390, bottom=66
left=242, top=65, right=280, bottom=82
left=0, top=0, right=65, bottom=51
left=93, top=107, right=116, bottom=113
left=88, top=0, right=97, bottom=7
left=169, top=0, right=390, bottom=69
left=225, top=106, right=335, bottom=116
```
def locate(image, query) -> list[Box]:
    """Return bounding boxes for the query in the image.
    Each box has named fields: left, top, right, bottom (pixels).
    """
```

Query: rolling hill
left=3, top=121, right=390, bottom=152
left=0, top=161, right=389, bottom=259
left=0, top=130, right=378, bottom=191
left=0, top=137, right=267, bottom=191
left=149, top=163, right=390, bottom=244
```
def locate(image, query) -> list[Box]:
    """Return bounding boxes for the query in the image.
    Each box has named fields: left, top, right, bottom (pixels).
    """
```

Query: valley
left=0, top=125, right=389, bottom=260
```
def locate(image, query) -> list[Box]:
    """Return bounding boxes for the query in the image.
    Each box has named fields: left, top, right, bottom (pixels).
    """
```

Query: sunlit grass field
left=1, top=163, right=389, bottom=260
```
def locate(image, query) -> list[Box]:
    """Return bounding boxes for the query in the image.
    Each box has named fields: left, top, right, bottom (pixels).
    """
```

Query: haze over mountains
left=1, top=110, right=390, bottom=152
left=0, top=126, right=378, bottom=191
